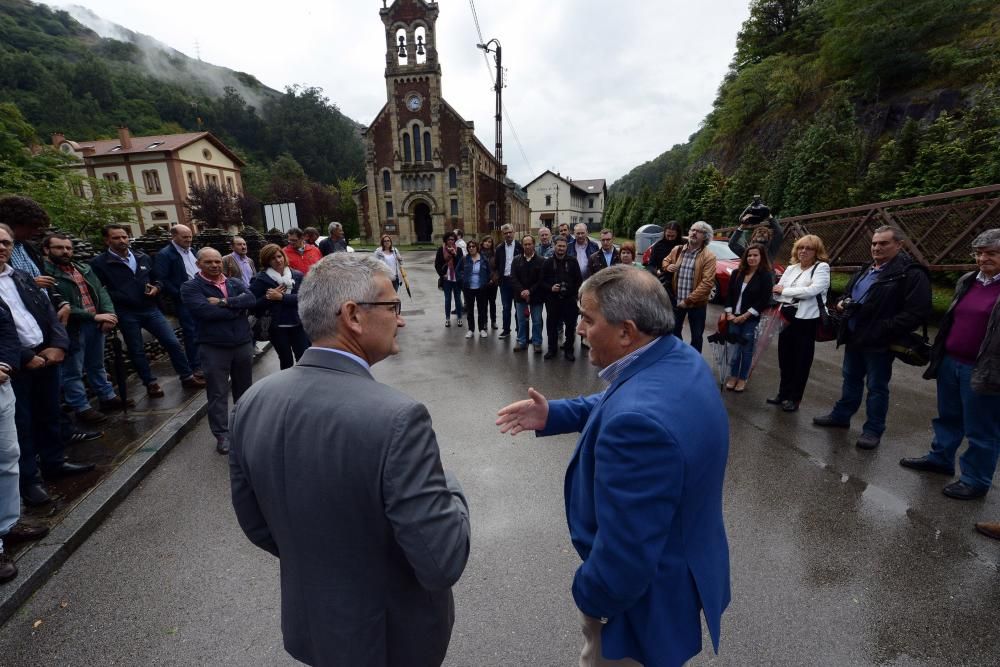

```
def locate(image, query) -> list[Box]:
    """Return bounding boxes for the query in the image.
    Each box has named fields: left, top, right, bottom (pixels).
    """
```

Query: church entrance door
left=414, top=203, right=433, bottom=243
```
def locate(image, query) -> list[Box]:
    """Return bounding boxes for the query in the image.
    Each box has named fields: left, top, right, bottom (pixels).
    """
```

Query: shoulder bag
left=889, top=324, right=932, bottom=366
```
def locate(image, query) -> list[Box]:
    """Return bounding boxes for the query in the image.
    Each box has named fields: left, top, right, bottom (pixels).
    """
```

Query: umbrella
left=748, top=305, right=790, bottom=378
left=108, top=327, right=129, bottom=415
left=706, top=331, right=730, bottom=388
left=399, top=266, right=412, bottom=299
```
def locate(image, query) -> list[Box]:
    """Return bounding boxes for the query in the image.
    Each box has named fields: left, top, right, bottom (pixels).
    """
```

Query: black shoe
left=4, top=521, right=50, bottom=546
left=813, top=414, right=850, bottom=428
left=543, top=351, right=557, bottom=360
left=69, top=430, right=103, bottom=444
left=513, top=344, right=527, bottom=352
left=564, top=350, right=575, bottom=362
left=0, top=553, right=16, bottom=585
left=41, top=462, right=96, bottom=479
left=216, top=438, right=230, bottom=455
left=20, top=483, right=51, bottom=507
left=498, top=331, right=510, bottom=339
left=781, top=400, right=799, bottom=412
left=75, top=408, right=108, bottom=424
left=491, top=323, right=498, bottom=330
left=942, top=481, right=988, bottom=500
left=855, top=433, right=881, bottom=450
left=899, top=456, right=954, bottom=476
left=766, top=396, right=785, bottom=406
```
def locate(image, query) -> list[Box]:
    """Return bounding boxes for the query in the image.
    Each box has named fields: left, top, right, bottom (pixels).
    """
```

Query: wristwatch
left=219, top=298, right=228, bottom=307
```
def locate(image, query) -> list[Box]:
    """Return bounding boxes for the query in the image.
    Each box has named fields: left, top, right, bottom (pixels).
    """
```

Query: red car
left=643, top=240, right=784, bottom=303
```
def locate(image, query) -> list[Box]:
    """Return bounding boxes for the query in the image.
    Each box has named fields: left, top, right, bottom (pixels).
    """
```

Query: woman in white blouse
left=373, top=235, right=403, bottom=292
left=769, top=235, right=832, bottom=412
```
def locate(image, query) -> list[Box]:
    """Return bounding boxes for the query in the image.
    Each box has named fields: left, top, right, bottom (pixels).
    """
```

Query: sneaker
left=445, top=319, right=451, bottom=328
left=457, top=319, right=463, bottom=327
left=75, top=408, right=108, bottom=424
left=464, top=331, right=474, bottom=339
left=69, top=430, right=103, bottom=444
left=479, top=330, right=487, bottom=338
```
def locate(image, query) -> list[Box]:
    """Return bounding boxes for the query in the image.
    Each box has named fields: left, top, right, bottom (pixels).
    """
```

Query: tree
left=185, top=183, right=241, bottom=229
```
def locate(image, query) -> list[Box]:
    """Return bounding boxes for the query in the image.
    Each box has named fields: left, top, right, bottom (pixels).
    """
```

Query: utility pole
left=478, top=39, right=504, bottom=233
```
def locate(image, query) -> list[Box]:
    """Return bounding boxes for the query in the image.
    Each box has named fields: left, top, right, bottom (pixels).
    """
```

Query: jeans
left=443, top=280, right=463, bottom=320
left=272, top=325, right=310, bottom=370
left=175, top=302, right=201, bottom=372
left=926, top=355, right=1000, bottom=490
left=63, top=321, right=117, bottom=411
left=516, top=302, right=543, bottom=346
left=727, top=317, right=759, bottom=380
left=777, top=317, right=819, bottom=403
left=830, top=344, right=895, bottom=437
left=11, top=365, right=64, bottom=487
left=463, top=288, right=488, bottom=331
left=500, top=278, right=515, bottom=333
left=117, top=308, right=194, bottom=385
left=0, top=383, right=19, bottom=551
left=201, top=343, right=254, bottom=440
left=673, top=305, right=707, bottom=353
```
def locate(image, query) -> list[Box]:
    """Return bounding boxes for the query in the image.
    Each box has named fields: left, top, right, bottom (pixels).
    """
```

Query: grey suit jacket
left=230, top=348, right=471, bottom=667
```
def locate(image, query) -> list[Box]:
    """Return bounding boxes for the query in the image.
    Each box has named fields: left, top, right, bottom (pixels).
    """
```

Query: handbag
left=889, top=325, right=932, bottom=366
left=437, top=275, right=444, bottom=290
left=814, top=294, right=838, bottom=342
left=716, top=312, right=729, bottom=337
left=779, top=304, right=798, bottom=321
left=251, top=309, right=273, bottom=342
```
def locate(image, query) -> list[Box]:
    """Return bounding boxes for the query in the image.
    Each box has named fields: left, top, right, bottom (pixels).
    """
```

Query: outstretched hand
left=496, top=387, right=549, bottom=436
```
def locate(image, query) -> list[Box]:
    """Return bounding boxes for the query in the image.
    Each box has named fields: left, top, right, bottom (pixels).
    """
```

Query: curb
left=0, top=344, right=271, bottom=626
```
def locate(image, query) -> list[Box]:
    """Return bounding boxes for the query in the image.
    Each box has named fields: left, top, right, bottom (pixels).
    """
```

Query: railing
left=717, top=184, right=1000, bottom=270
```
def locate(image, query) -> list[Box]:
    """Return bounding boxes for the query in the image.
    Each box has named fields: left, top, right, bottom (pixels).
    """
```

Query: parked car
left=708, top=240, right=783, bottom=303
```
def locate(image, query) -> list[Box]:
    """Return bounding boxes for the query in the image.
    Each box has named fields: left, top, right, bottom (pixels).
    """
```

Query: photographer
left=540, top=235, right=582, bottom=361
left=813, top=226, right=931, bottom=450
left=729, top=196, right=784, bottom=261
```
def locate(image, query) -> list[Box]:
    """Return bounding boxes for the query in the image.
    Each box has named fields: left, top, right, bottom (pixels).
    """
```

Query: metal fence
left=718, top=184, right=1000, bottom=271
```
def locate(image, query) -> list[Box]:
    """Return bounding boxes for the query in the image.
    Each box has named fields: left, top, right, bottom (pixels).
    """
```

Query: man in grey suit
left=229, top=253, right=471, bottom=667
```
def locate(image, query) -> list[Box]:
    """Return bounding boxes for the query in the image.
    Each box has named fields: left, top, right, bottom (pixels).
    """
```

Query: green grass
left=829, top=272, right=953, bottom=320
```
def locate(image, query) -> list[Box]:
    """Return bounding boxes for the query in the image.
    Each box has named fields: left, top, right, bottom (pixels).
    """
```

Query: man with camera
left=813, top=226, right=931, bottom=450
left=540, top=235, right=582, bottom=361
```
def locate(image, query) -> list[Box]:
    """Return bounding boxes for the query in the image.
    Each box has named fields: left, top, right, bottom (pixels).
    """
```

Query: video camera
left=739, top=195, right=771, bottom=226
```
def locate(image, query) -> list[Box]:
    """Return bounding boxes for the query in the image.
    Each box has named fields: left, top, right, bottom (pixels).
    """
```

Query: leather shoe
left=20, top=483, right=51, bottom=507
left=813, top=414, right=850, bottom=428
left=856, top=433, right=881, bottom=450
left=146, top=382, right=165, bottom=398
left=513, top=345, right=527, bottom=352
left=4, top=521, right=50, bottom=546
left=564, top=350, right=575, bottom=362
left=181, top=376, right=207, bottom=389
left=41, top=462, right=96, bottom=479
left=781, top=400, right=799, bottom=412
left=215, top=438, right=230, bottom=455
left=99, top=396, right=135, bottom=411
left=899, top=456, right=954, bottom=475
left=543, top=351, right=557, bottom=360
left=766, top=396, right=785, bottom=405
left=75, top=408, right=107, bottom=424
left=942, top=481, right=988, bottom=500
left=0, top=553, right=16, bottom=585
left=975, top=522, right=1000, bottom=540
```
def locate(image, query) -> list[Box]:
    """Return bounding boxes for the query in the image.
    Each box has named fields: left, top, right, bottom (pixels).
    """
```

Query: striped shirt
left=675, top=247, right=700, bottom=302
left=598, top=337, right=661, bottom=385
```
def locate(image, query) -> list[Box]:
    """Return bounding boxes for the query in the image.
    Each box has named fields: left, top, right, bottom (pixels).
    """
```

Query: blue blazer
left=154, top=243, right=196, bottom=300
left=538, top=335, right=730, bottom=667
left=179, top=275, right=257, bottom=347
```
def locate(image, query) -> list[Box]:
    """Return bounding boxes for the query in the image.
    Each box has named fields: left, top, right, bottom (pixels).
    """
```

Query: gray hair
left=500, top=223, right=513, bottom=233
left=689, top=221, right=713, bottom=247
left=196, top=247, right=221, bottom=260
left=972, top=228, right=1000, bottom=249
left=574, top=223, right=587, bottom=233
left=873, top=225, right=906, bottom=242
left=327, top=221, right=343, bottom=236
left=298, top=253, right=392, bottom=341
left=579, top=265, right=674, bottom=335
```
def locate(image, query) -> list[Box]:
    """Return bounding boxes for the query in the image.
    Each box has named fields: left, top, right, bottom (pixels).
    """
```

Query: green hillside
left=607, top=0, right=1000, bottom=235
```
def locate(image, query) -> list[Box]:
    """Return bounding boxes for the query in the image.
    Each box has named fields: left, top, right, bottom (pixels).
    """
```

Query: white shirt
left=503, top=242, right=516, bottom=277
left=455, top=239, right=467, bottom=253
left=108, top=248, right=138, bottom=273
left=575, top=243, right=590, bottom=278
left=172, top=241, right=198, bottom=279
left=0, top=266, right=44, bottom=347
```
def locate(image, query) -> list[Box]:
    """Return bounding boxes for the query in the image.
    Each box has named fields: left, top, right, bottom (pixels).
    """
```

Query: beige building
left=53, top=127, right=245, bottom=234
left=525, top=171, right=607, bottom=231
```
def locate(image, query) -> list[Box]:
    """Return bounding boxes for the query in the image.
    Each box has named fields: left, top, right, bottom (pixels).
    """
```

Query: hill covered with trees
left=606, top=0, right=1000, bottom=236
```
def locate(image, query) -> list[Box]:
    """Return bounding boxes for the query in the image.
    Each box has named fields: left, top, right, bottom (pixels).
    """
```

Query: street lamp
left=477, top=39, right=504, bottom=233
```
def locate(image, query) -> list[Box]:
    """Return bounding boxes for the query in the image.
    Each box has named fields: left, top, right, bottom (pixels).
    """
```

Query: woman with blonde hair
left=769, top=234, right=832, bottom=411
left=373, top=234, right=403, bottom=292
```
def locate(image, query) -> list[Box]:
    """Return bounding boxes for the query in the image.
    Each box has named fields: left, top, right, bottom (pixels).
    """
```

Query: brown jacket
left=222, top=253, right=256, bottom=282
left=666, top=244, right=717, bottom=307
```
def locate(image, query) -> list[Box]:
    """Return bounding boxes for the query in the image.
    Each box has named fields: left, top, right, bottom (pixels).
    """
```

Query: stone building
left=525, top=170, right=607, bottom=232
left=356, top=0, right=529, bottom=244
left=52, top=127, right=245, bottom=234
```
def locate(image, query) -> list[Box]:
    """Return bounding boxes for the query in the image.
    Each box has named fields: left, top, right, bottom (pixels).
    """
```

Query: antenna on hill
left=195, top=39, right=202, bottom=61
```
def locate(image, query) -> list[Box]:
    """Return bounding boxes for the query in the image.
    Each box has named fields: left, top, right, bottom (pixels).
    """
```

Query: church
left=356, top=0, right=530, bottom=244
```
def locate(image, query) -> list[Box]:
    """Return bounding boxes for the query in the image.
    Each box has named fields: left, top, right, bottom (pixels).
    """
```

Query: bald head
left=171, top=224, right=193, bottom=250
left=196, top=247, right=224, bottom=278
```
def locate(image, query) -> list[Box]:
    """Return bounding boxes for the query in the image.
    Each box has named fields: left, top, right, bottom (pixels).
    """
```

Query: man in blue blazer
left=154, top=224, right=202, bottom=377
left=498, top=265, right=730, bottom=667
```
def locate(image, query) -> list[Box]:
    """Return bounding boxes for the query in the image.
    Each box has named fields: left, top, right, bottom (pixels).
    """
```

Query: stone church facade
left=357, top=0, right=529, bottom=245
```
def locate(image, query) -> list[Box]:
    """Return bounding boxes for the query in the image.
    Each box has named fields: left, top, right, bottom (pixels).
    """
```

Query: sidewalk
left=0, top=344, right=271, bottom=624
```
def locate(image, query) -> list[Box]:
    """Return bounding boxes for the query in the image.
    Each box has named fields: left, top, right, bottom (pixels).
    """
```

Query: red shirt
left=283, top=244, right=322, bottom=273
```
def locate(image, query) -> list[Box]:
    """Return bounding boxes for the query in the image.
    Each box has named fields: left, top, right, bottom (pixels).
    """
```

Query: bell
left=397, top=36, right=407, bottom=58
left=416, top=36, right=426, bottom=56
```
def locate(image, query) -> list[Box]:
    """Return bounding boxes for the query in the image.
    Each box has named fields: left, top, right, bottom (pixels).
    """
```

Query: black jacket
left=318, top=238, right=347, bottom=256
left=154, top=243, right=197, bottom=301
left=647, top=238, right=683, bottom=275
left=90, top=249, right=161, bottom=313
left=510, top=253, right=545, bottom=304
left=493, top=240, right=523, bottom=281
left=434, top=247, right=464, bottom=281
left=0, top=301, right=23, bottom=371
left=924, top=271, right=1000, bottom=394
left=588, top=248, right=621, bottom=275
left=249, top=270, right=305, bottom=328
left=179, top=275, right=256, bottom=347
left=540, top=254, right=583, bottom=302
left=838, top=252, right=932, bottom=349
left=725, top=269, right=774, bottom=317
left=0, top=268, right=70, bottom=366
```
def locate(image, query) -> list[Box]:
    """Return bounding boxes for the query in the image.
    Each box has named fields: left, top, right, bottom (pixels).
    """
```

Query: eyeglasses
left=356, top=301, right=403, bottom=316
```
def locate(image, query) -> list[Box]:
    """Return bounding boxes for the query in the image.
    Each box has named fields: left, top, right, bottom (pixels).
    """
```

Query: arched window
left=412, top=123, right=422, bottom=162
left=448, top=167, right=457, bottom=189
left=403, top=133, right=411, bottom=162
left=414, top=26, right=427, bottom=64
left=423, top=132, right=432, bottom=162
left=383, top=170, right=392, bottom=192
left=395, top=28, right=408, bottom=65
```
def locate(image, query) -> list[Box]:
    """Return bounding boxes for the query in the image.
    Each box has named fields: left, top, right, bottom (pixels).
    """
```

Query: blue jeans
left=0, top=383, right=19, bottom=552
left=500, top=278, right=515, bottom=333
left=830, top=344, right=894, bottom=437
left=727, top=317, right=759, bottom=380
left=117, top=308, right=194, bottom=385
left=443, top=280, right=463, bottom=319
left=673, top=305, right=707, bottom=353
left=516, top=302, right=543, bottom=346
left=926, top=355, right=1000, bottom=490
left=63, top=320, right=117, bottom=411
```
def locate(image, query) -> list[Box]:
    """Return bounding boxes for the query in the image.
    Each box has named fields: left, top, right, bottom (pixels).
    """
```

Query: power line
left=467, top=0, right=534, bottom=178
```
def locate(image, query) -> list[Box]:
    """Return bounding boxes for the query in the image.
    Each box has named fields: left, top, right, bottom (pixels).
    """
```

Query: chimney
left=117, top=126, right=133, bottom=150
left=51, top=132, right=65, bottom=148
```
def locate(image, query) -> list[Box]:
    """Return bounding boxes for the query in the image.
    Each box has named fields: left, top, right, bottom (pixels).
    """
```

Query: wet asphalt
left=0, top=251, right=997, bottom=666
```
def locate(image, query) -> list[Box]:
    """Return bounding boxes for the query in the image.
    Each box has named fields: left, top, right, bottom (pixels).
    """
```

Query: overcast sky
left=47, top=0, right=751, bottom=186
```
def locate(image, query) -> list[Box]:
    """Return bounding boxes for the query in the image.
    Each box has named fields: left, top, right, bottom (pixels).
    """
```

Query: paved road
left=1, top=252, right=997, bottom=666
